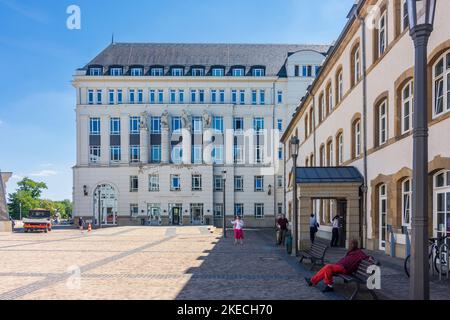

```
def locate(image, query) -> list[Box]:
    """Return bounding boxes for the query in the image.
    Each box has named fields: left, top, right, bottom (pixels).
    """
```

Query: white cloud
left=30, top=170, right=58, bottom=178
left=11, top=174, right=23, bottom=180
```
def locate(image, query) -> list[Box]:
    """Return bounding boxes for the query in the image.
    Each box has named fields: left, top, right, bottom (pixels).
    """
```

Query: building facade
left=282, top=0, right=450, bottom=257
left=72, top=43, right=328, bottom=228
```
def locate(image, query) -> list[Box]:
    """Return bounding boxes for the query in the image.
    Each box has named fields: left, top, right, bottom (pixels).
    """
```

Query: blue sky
left=0, top=0, right=354, bottom=201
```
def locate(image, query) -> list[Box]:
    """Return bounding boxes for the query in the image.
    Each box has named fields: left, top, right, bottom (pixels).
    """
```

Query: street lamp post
left=19, top=201, right=22, bottom=221
left=222, top=170, right=227, bottom=238
left=407, top=0, right=436, bottom=300
left=290, top=136, right=300, bottom=256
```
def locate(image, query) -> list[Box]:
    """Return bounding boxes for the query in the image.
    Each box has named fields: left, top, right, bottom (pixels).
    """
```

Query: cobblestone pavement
left=0, top=227, right=340, bottom=300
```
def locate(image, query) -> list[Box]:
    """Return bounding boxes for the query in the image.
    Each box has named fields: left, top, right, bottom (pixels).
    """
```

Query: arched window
left=309, top=108, right=314, bottom=134
left=310, top=153, right=315, bottom=167
left=326, top=139, right=333, bottom=166
left=305, top=114, right=309, bottom=139
left=305, top=157, right=309, bottom=167
left=434, top=170, right=450, bottom=238
left=336, top=133, right=344, bottom=165
left=375, top=99, right=388, bottom=146
left=402, top=179, right=412, bottom=228
left=352, top=118, right=361, bottom=158
left=401, top=80, right=414, bottom=134
left=327, top=82, right=333, bottom=113
left=378, top=11, right=387, bottom=56
left=351, top=44, right=361, bottom=87
left=319, top=144, right=325, bottom=166
left=432, top=50, right=450, bottom=118
left=319, top=93, right=325, bottom=123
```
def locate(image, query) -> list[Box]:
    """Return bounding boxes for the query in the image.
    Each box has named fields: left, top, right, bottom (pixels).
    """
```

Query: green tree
left=8, top=178, right=48, bottom=219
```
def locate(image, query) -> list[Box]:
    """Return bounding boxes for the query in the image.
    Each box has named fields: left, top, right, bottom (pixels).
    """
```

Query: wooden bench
left=298, top=242, right=328, bottom=270
left=335, top=259, right=381, bottom=300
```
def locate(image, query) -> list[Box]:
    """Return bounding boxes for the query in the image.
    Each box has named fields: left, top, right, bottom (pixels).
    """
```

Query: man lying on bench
left=304, top=239, right=372, bottom=293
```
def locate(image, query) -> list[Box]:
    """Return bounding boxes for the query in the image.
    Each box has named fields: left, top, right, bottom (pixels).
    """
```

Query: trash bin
left=285, top=230, right=292, bottom=255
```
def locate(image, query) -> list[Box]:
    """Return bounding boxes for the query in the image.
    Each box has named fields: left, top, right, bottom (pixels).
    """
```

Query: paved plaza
left=1, top=226, right=449, bottom=300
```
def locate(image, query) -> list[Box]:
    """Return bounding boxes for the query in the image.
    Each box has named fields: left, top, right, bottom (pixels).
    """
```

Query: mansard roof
left=83, top=43, right=330, bottom=77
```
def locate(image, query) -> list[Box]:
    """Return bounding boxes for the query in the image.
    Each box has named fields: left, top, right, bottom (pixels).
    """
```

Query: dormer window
left=151, top=67, right=164, bottom=76
left=212, top=68, right=224, bottom=77
left=192, top=68, right=205, bottom=76
left=131, top=67, right=143, bottom=76
left=232, top=68, right=245, bottom=77
left=110, top=67, right=123, bottom=76
left=252, top=68, right=265, bottom=77
left=89, top=67, right=102, bottom=76
left=171, top=68, right=184, bottom=76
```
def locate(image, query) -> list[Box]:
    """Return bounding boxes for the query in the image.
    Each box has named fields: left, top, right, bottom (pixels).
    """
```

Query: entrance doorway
left=147, top=204, right=161, bottom=226
left=169, top=204, right=182, bottom=225
left=190, top=204, right=204, bottom=225
left=336, top=199, right=347, bottom=248
left=93, top=184, right=118, bottom=226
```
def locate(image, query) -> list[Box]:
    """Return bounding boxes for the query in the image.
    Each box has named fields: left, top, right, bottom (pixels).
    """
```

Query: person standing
left=309, top=213, right=319, bottom=244
left=231, top=216, right=244, bottom=245
left=78, top=216, right=84, bottom=233
left=330, top=214, right=340, bottom=247
left=276, top=215, right=289, bottom=245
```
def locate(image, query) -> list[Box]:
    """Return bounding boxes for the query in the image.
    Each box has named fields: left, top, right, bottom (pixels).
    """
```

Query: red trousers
left=311, top=264, right=346, bottom=286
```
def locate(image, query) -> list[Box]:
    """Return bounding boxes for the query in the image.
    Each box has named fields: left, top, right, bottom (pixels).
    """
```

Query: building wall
left=283, top=0, right=450, bottom=256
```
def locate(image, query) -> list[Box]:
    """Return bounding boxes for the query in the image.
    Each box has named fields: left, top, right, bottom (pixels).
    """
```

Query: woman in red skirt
left=231, top=216, right=244, bottom=245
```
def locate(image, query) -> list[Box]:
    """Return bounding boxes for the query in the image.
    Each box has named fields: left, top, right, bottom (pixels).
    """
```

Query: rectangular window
left=379, top=101, right=387, bottom=145
left=110, top=146, right=121, bottom=163
left=149, top=174, right=159, bottom=192
left=179, top=90, right=185, bottom=103
left=231, top=90, right=237, bottom=104
left=277, top=91, right=283, bottom=104
left=191, top=90, right=197, bottom=103
left=170, top=90, right=176, bottom=103
left=171, top=175, right=181, bottom=191
left=89, top=68, right=102, bottom=76
left=109, top=90, right=115, bottom=104
left=199, top=90, right=205, bottom=103
left=211, top=90, right=217, bottom=103
left=88, top=90, right=94, bottom=105
left=252, top=90, right=257, bottom=105
left=213, top=116, right=223, bottom=133
left=379, top=13, right=387, bottom=56
left=255, top=145, right=264, bottom=164
left=315, top=66, right=321, bottom=76
left=89, top=146, right=101, bottom=164
left=212, top=68, right=224, bottom=77
left=294, top=65, right=300, bottom=77
left=151, top=145, right=161, bottom=163
left=130, top=204, right=139, bottom=217
left=192, top=117, right=203, bottom=133
left=158, top=90, right=164, bottom=103
left=233, top=145, right=244, bottom=164
left=214, top=204, right=223, bottom=217
left=277, top=175, right=283, bottom=188
left=254, top=203, right=264, bottom=219
left=253, top=68, right=265, bottom=77
left=233, top=68, right=244, bottom=77
left=171, top=145, right=183, bottom=164
left=278, top=147, right=283, bottom=160
left=253, top=117, right=264, bottom=132
left=234, top=204, right=244, bottom=217
left=172, top=117, right=181, bottom=133
left=192, top=68, right=204, bottom=77
left=131, top=68, right=143, bottom=76
left=277, top=119, right=283, bottom=132
left=192, top=145, right=203, bottom=164
left=96, top=90, right=102, bottom=104
left=90, top=118, right=100, bottom=135
left=219, top=90, right=225, bottom=103
left=214, top=175, right=224, bottom=191
left=137, top=90, right=143, bottom=104
left=149, top=90, right=156, bottom=104
left=212, top=145, right=223, bottom=164
left=255, top=176, right=264, bottom=191
left=151, top=117, right=161, bottom=134
left=110, top=118, right=121, bottom=135
left=240, top=90, right=245, bottom=104
left=260, top=90, right=265, bottom=105
left=151, top=68, right=164, bottom=76
left=130, top=145, right=140, bottom=163
left=128, top=89, right=135, bottom=104
left=192, top=175, right=202, bottom=191
left=129, top=117, right=140, bottom=134
left=110, top=68, right=123, bottom=76
left=130, top=176, right=139, bottom=192
left=117, top=90, right=123, bottom=104
left=233, top=117, right=244, bottom=132
left=234, top=176, right=244, bottom=192
left=172, top=68, right=184, bottom=76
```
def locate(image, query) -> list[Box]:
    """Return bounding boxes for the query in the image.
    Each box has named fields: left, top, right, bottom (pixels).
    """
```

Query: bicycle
left=404, top=234, right=448, bottom=277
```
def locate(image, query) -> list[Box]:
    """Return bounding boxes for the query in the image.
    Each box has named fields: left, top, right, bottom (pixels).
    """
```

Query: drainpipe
left=311, top=93, right=317, bottom=166
left=272, top=81, right=277, bottom=226
left=358, top=13, right=369, bottom=249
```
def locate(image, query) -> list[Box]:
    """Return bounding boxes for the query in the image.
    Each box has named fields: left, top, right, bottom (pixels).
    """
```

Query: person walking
left=309, top=213, right=319, bottom=244
left=276, top=214, right=289, bottom=246
left=231, top=216, right=244, bottom=245
left=78, top=216, right=84, bottom=233
left=330, top=214, right=340, bottom=247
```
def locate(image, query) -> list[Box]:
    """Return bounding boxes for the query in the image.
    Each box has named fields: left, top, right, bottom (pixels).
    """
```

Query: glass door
left=147, top=204, right=161, bottom=226
left=191, top=204, right=204, bottom=225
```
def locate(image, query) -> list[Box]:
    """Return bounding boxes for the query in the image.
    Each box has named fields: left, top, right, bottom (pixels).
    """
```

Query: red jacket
left=336, top=249, right=369, bottom=274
